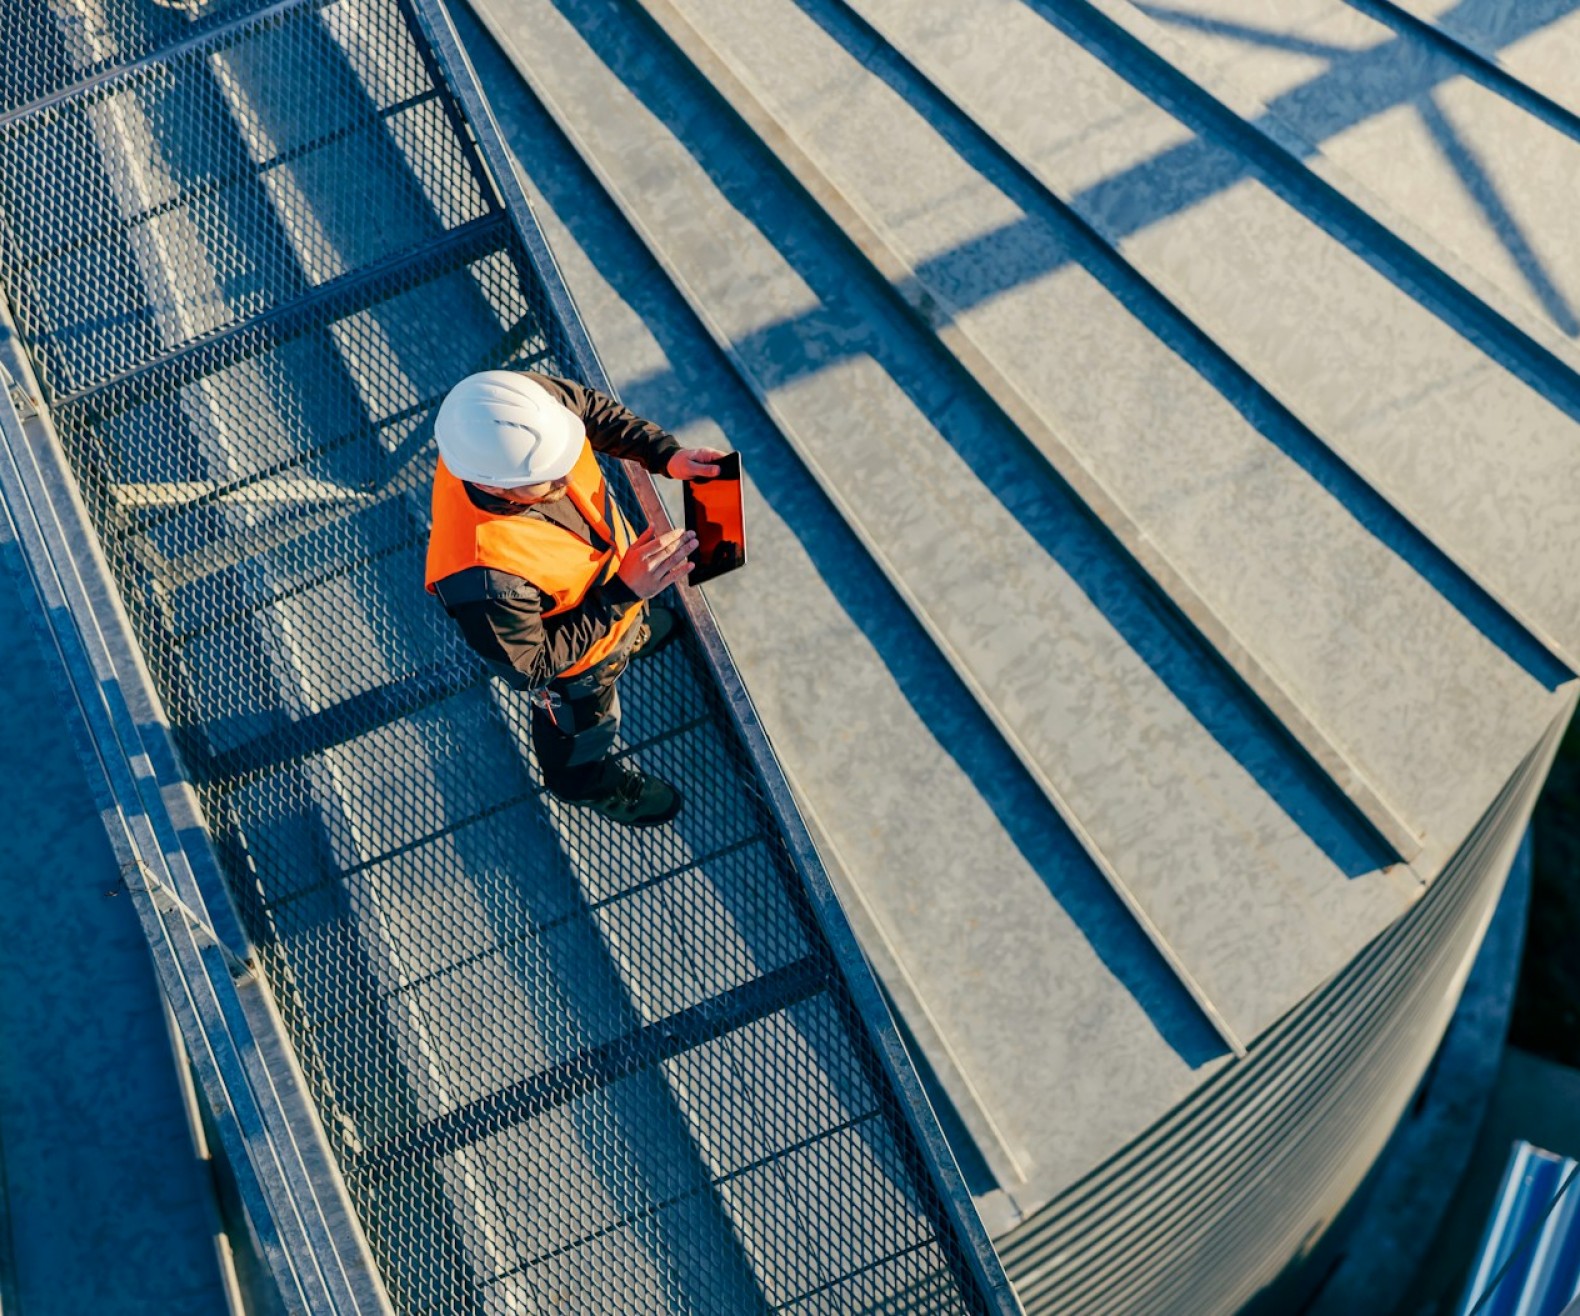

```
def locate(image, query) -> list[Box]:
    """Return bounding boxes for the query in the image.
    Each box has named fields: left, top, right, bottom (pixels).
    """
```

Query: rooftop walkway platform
left=0, top=0, right=1013, bottom=1311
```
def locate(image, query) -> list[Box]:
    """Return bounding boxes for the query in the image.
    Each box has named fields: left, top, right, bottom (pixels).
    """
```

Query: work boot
left=629, top=605, right=680, bottom=661
left=574, top=760, right=683, bottom=827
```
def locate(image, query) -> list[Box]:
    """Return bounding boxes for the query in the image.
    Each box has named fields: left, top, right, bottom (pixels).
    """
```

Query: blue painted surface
left=0, top=539, right=232, bottom=1316
left=1460, top=1140, right=1580, bottom=1316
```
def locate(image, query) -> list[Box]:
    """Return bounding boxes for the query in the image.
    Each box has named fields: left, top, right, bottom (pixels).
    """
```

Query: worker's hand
left=666, top=447, right=728, bottom=480
left=618, top=526, right=697, bottom=598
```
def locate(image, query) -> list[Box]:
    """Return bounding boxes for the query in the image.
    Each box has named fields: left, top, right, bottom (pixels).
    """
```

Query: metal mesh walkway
left=0, top=1, right=1009, bottom=1310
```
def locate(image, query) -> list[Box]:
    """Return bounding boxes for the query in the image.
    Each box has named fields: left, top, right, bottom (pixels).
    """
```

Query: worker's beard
left=534, top=484, right=570, bottom=504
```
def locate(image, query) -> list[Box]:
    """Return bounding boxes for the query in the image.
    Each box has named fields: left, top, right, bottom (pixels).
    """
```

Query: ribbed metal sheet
left=998, top=696, right=1575, bottom=1316
left=0, top=0, right=1013, bottom=1311
left=452, top=0, right=1580, bottom=1248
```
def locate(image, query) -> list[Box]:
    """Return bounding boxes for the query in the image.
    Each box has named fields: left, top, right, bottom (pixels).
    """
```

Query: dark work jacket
left=435, top=373, right=681, bottom=686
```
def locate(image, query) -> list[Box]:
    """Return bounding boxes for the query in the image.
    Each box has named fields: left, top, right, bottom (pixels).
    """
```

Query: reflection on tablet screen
left=684, top=452, right=746, bottom=585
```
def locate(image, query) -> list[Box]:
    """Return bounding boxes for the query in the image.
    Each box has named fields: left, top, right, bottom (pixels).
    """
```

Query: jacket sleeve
left=528, top=372, right=682, bottom=475
left=448, top=575, right=640, bottom=687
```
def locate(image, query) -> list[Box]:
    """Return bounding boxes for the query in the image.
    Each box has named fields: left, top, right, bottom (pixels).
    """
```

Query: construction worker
left=425, top=370, right=726, bottom=826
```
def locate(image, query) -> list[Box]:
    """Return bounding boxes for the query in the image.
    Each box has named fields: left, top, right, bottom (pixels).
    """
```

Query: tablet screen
left=683, top=451, right=746, bottom=585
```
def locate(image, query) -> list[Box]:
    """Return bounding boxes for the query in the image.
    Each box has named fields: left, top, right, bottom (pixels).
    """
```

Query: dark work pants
left=530, top=611, right=644, bottom=800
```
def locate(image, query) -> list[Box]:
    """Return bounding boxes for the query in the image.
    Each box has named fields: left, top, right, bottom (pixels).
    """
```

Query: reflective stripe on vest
left=424, top=445, right=642, bottom=679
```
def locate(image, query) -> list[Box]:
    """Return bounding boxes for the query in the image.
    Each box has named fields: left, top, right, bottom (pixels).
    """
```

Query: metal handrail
left=0, top=314, right=391, bottom=1316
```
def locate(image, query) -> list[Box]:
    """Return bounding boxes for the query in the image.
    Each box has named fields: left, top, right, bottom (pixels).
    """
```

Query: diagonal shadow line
left=1132, top=0, right=1353, bottom=59
left=1415, top=90, right=1580, bottom=335
left=1271, top=0, right=1580, bottom=146
left=1036, top=0, right=1580, bottom=362
left=1420, top=0, right=1580, bottom=55
left=568, top=0, right=1408, bottom=882
left=984, top=0, right=1580, bottom=410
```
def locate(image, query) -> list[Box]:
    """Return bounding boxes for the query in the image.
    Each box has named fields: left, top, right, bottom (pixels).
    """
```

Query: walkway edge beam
left=411, top=0, right=1024, bottom=1309
left=0, top=309, right=394, bottom=1316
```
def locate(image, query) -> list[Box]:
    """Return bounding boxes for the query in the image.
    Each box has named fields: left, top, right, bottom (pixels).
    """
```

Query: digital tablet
left=682, top=451, right=746, bottom=585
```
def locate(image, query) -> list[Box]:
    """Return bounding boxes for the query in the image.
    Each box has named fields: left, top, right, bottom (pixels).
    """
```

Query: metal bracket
left=0, top=360, right=37, bottom=418
left=122, top=859, right=256, bottom=983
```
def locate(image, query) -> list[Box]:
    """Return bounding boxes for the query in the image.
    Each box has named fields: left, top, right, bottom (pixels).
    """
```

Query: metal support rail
left=0, top=328, right=392, bottom=1315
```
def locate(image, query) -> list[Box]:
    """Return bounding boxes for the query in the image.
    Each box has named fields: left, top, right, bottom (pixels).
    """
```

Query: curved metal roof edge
left=996, top=689, right=1576, bottom=1311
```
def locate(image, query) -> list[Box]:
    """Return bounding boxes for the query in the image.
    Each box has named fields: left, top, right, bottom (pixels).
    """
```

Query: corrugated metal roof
left=455, top=0, right=1579, bottom=1243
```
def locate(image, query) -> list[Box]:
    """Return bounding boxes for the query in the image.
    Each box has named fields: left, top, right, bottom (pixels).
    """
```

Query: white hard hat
left=434, top=372, right=586, bottom=486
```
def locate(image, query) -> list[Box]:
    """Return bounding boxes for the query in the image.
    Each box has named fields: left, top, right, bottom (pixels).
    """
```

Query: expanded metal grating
left=0, top=1, right=1003, bottom=1311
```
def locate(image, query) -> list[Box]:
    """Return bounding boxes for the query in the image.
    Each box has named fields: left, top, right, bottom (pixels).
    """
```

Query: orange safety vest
left=425, top=443, right=643, bottom=679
